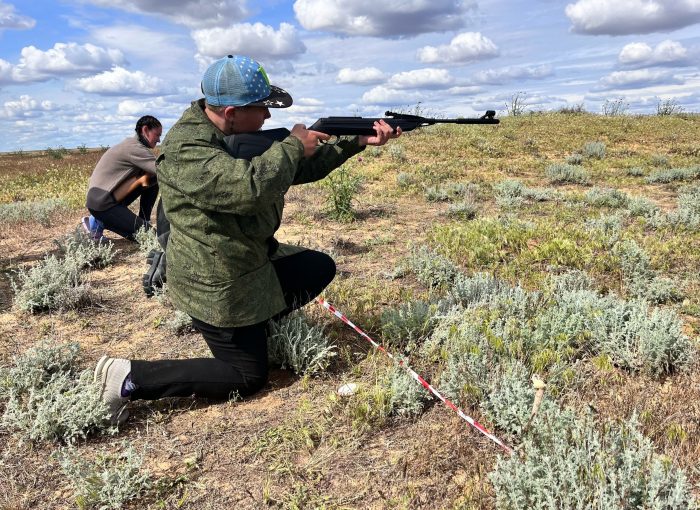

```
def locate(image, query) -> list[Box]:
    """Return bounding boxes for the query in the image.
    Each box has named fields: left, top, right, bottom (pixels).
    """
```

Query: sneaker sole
left=94, top=355, right=130, bottom=426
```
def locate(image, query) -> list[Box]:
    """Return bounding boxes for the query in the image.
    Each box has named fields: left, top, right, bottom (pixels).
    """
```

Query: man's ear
left=223, top=106, right=237, bottom=121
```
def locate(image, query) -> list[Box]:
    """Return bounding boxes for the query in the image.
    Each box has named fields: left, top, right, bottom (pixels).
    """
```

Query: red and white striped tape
left=317, top=297, right=512, bottom=454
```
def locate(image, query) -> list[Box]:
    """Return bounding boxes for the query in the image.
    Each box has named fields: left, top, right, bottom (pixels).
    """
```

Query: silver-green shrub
left=0, top=342, right=111, bottom=443
left=582, top=141, right=606, bottom=159
left=424, top=182, right=475, bottom=203
left=599, top=299, right=692, bottom=376
left=645, top=166, right=700, bottom=184
left=11, top=255, right=94, bottom=313
left=445, top=200, right=479, bottom=220
left=494, top=179, right=525, bottom=208
left=615, top=240, right=681, bottom=304
left=585, top=214, right=623, bottom=248
left=380, top=300, right=437, bottom=351
left=164, top=310, right=194, bottom=335
left=565, top=153, right=583, bottom=165
left=268, top=312, right=336, bottom=376
left=388, top=367, right=430, bottom=418
left=627, top=195, right=660, bottom=218
left=55, top=443, right=151, bottom=509
left=490, top=412, right=697, bottom=510
left=665, top=184, right=700, bottom=230
left=134, top=225, right=161, bottom=257
left=407, top=245, right=459, bottom=290
left=626, top=166, right=645, bottom=177
left=545, top=163, right=591, bottom=185
left=584, top=187, right=629, bottom=208
left=0, top=198, right=68, bottom=227
left=55, top=228, right=116, bottom=269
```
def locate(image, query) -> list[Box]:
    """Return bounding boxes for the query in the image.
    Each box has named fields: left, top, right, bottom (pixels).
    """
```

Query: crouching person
left=94, top=55, right=401, bottom=424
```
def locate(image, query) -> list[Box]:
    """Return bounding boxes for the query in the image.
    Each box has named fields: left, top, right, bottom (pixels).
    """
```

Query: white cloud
left=0, top=57, right=12, bottom=82
left=81, top=0, right=248, bottom=28
left=12, top=42, right=125, bottom=82
left=473, top=65, right=553, bottom=85
left=74, top=66, right=169, bottom=95
left=192, top=22, right=306, bottom=60
left=90, top=24, right=193, bottom=65
left=0, top=1, right=35, bottom=30
left=293, top=0, right=474, bottom=37
left=566, top=0, right=700, bottom=35
left=618, top=40, right=689, bottom=66
left=336, top=67, right=386, bottom=85
left=0, top=95, right=56, bottom=119
left=117, top=97, right=168, bottom=116
left=598, top=69, right=682, bottom=89
left=389, top=68, right=453, bottom=89
left=361, top=86, right=423, bottom=105
left=417, top=32, right=499, bottom=63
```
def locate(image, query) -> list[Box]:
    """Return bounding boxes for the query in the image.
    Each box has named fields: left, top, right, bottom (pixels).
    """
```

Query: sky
left=0, top=0, right=699, bottom=152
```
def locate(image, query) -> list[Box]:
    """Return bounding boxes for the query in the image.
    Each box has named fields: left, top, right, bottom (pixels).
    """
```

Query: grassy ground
left=1, top=112, right=699, bottom=509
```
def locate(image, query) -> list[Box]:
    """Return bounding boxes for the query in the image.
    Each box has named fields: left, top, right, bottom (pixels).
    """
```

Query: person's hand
left=359, top=119, right=402, bottom=146
left=290, top=124, right=331, bottom=157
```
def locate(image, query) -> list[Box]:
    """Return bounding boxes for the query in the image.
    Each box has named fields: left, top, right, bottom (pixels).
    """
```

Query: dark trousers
left=89, top=184, right=158, bottom=241
left=130, top=249, right=336, bottom=401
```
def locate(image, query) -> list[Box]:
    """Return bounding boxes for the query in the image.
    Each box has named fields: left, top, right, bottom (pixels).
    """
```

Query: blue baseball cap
left=201, top=55, right=292, bottom=108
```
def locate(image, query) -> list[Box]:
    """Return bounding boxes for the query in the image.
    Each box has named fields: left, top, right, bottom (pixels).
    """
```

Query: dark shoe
left=143, top=249, right=166, bottom=297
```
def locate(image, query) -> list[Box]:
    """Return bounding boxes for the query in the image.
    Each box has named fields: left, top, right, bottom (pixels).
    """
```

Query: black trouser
left=89, top=184, right=158, bottom=241
left=130, top=249, right=336, bottom=400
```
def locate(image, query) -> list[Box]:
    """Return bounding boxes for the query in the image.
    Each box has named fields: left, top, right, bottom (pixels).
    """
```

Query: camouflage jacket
left=156, top=99, right=364, bottom=327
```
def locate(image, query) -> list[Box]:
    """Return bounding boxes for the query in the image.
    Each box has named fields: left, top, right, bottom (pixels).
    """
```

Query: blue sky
left=0, top=0, right=698, bottom=152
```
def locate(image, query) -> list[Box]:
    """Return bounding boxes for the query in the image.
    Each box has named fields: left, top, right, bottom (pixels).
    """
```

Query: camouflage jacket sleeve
left=292, top=136, right=366, bottom=185
left=162, top=136, right=305, bottom=216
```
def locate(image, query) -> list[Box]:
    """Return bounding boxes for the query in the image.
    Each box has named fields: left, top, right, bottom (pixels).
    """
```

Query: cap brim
left=247, top=85, right=293, bottom=108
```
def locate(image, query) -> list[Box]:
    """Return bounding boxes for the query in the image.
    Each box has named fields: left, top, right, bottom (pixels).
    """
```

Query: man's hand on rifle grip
left=291, top=124, right=331, bottom=157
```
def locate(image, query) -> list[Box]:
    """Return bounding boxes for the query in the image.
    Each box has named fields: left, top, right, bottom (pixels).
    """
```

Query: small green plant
left=323, top=166, right=362, bottom=222
left=490, top=412, right=697, bottom=509
left=650, top=154, right=670, bottom=167
left=76, top=143, right=89, bottom=154
left=645, top=166, right=700, bottom=184
left=626, top=166, right=645, bottom=177
left=380, top=300, right=437, bottom=351
left=627, top=195, right=659, bottom=218
left=406, top=245, right=459, bottom=289
left=545, top=163, right=591, bottom=185
left=134, top=225, right=161, bottom=257
left=11, top=255, right=94, bottom=313
left=388, top=367, right=430, bottom=417
left=396, top=172, right=414, bottom=190
left=164, top=310, right=194, bottom=335
left=565, top=153, right=584, bottom=165
left=0, top=342, right=111, bottom=443
left=268, top=312, right=336, bottom=376
left=0, top=198, right=68, bottom=227
left=446, top=200, right=479, bottom=220
left=582, top=141, right=606, bottom=159
left=54, top=228, right=116, bottom=269
left=583, top=187, right=629, bottom=208
left=55, top=443, right=151, bottom=509
left=388, top=143, right=406, bottom=162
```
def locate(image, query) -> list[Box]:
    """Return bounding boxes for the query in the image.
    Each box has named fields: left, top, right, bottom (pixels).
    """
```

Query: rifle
left=223, top=110, right=498, bottom=156
left=308, top=110, right=499, bottom=136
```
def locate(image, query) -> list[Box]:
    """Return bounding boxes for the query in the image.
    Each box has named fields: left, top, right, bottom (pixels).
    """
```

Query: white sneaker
left=94, top=355, right=131, bottom=426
